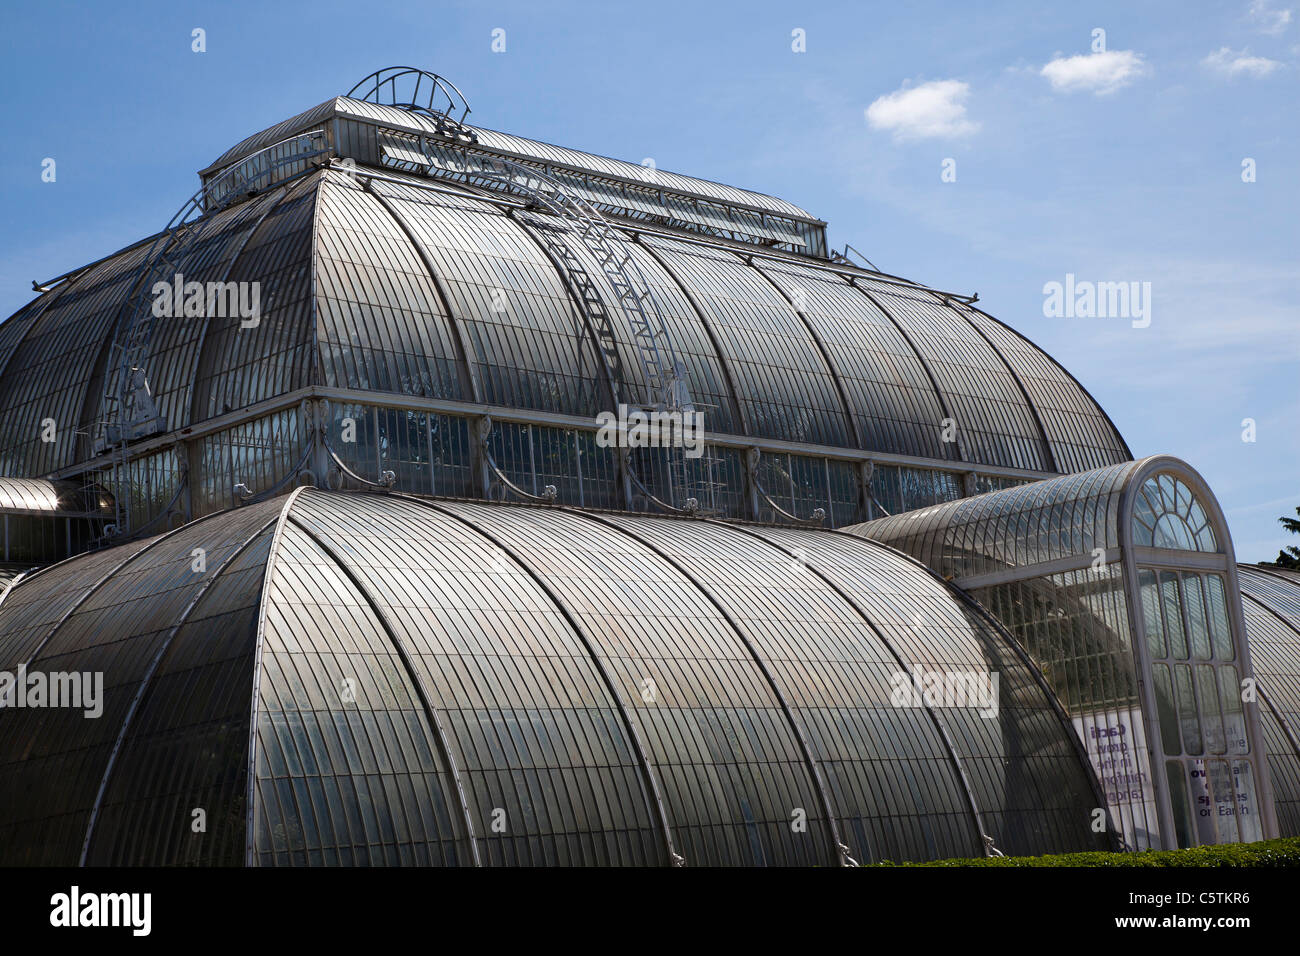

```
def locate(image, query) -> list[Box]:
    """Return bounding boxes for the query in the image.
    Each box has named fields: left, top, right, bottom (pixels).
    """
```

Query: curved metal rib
left=381, top=137, right=690, bottom=414
left=101, top=129, right=331, bottom=457
left=361, top=177, right=484, bottom=404
left=187, top=184, right=297, bottom=427
left=79, top=512, right=282, bottom=865
left=846, top=279, right=968, bottom=465
left=1238, top=587, right=1300, bottom=779
left=933, top=293, right=1058, bottom=473
left=244, top=485, right=309, bottom=866
left=474, top=418, right=557, bottom=504
left=0, top=570, right=27, bottom=611
left=7, top=508, right=235, bottom=680
left=0, top=274, right=87, bottom=395
left=241, top=440, right=315, bottom=503
left=573, top=509, right=855, bottom=866
left=746, top=448, right=825, bottom=526
left=398, top=495, right=684, bottom=866
left=832, top=525, right=1126, bottom=853
left=719, top=519, right=998, bottom=857
left=321, top=438, right=397, bottom=491
left=747, top=259, right=863, bottom=451
left=286, top=507, right=482, bottom=866
left=622, top=450, right=700, bottom=516
left=509, top=210, right=623, bottom=413
left=482, top=448, right=557, bottom=504
left=99, top=465, right=189, bottom=544
left=347, top=67, right=475, bottom=138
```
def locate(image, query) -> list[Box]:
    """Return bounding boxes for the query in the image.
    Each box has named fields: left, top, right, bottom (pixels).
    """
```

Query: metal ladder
left=351, top=67, right=720, bottom=511
left=386, top=138, right=712, bottom=510
left=460, top=153, right=712, bottom=512
left=524, top=218, right=625, bottom=405
left=95, top=128, right=331, bottom=537
left=460, top=152, right=685, bottom=410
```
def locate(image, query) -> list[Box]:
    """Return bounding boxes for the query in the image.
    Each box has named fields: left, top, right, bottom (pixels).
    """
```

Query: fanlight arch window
left=1132, top=473, right=1217, bottom=552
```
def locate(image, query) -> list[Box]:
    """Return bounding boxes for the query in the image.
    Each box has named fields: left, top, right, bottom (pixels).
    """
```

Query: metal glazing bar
left=78, top=513, right=282, bottom=864
left=286, top=508, right=482, bottom=866
left=245, top=486, right=310, bottom=866
left=730, top=521, right=998, bottom=858
left=576, top=509, right=855, bottom=866
left=399, top=495, right=685, bottom=866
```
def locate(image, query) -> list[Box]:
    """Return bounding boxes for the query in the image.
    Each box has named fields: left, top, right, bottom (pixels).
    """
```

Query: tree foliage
left=1270, top=506, right=1300, bottom=569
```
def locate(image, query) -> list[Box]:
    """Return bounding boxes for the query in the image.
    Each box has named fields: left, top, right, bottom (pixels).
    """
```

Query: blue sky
left=1, top=0, right=1296, bottom=560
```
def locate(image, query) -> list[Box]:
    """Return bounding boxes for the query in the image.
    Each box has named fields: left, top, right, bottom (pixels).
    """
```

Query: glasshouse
left=0, top=68, right=1295, bottom=866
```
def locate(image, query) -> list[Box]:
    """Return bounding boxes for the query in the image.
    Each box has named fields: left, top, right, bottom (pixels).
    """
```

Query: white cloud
left=1203, top=46, right=1283, bottom=77
left=1040, top=50, right=1149, bottom=95
left=864, top=79, right=979, bottom=141
left=1248, top=0, right=1293, bottom=34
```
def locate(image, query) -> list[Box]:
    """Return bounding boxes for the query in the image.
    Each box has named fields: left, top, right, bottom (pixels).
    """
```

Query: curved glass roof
left=0, top=478, right=94, bottom=514
left=846, top=457, right=1219, bottom=583
left=0, top=165, right=1129, bottom=482
left=0, top=490, right=1108, bottom=865
left=1238, top=564, right=1300, bottom=836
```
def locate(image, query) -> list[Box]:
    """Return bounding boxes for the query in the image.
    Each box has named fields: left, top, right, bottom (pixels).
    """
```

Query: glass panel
left=1159, top=572, right=1188, bottom=660
left=1138, top=569, right=1165, bottom=659
left=1173, top=664, right=1202, bottom=755
left=958, top=307, right=1128, bottom=473
left=1165, top=761, right=1194, bottom=848
left=1195, top=664, right=1226, bottom=755
left=1203, top=575, right=1234, bottom=661
left=1182, top=572, right=1213, bottom=660
left=1231, top=760, right=1263, bottom=843
left=1206, top=759, right=1240, bottom=843
left=1217, top=665, right=1249, bottom=755
left=1152, top=664, right=1181, bottom=757
left=1132, top=490, right=1157, bottom=546
left=846, top=461, right=1134, bottom=580
left=196, top=408, right=306, bottom=516
left=754, top=261, right=951, bottom=461
left=1134, top=475, right=1217, bottom=552
left=646, top=236, right=850, bottom=448
left=315, top=179, right=466, bottom=401
left=857, top=280, right=1050, bottom=471
left=1188, top=761, right=1216, bottom=845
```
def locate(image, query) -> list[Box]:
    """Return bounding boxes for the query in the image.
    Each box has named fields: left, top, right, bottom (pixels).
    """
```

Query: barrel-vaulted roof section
left=848, top=460, right=1140, bottom=580
left=1237, top=564, right=1300, bottom=835
left=0, top=490, right=1109, bottom=866
left=845, top=456, right=1225, bottom=583
left=0, top=161, right=1129, bottom=480
left=0, top=478, right=90, bottom=514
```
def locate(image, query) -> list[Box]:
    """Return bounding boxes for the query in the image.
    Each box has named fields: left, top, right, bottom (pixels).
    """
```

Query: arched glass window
left=1132, top=474, right=1217, bottom=551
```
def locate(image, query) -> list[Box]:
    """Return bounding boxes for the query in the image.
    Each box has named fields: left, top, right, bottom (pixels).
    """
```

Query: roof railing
left=347, top=67, right=477, bottom=142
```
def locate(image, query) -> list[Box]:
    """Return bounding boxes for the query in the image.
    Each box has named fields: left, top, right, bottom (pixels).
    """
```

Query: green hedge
left=870, top=837, right=1300, bottom=867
